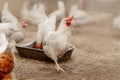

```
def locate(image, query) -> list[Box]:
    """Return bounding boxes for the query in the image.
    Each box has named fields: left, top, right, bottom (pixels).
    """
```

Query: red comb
left=22, top=20, right=28, bottom=23
left=68, top=16, right=74, bottom=21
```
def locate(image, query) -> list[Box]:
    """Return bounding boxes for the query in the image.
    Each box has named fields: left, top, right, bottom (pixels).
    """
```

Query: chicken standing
left=49, top=1, right=65, bottom=22
left=69, top=5, right=95, bottom=27
left=36, top=15, right=56, bottom=49
left=21, top=2, right=47, bottom=26
left=0, top=33, right=8, bottom=53
left=0, top=2, right=27, bottom=43
left=42, top=16, right=74, bottom=72
left=0, top=33, right=15, bottom=80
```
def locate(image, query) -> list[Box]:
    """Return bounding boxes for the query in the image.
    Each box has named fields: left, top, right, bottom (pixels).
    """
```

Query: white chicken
left=21, top=2, right=47, bottom=26
left=1, top=2, right=18, bottom=24
left=49, top=1, right=65, bottom=22
left=0, top=22, right=27, bottom=43
left=69, top=5, right=95, bottom=27
left=0, top=2, right=27, bottom=43
left=42, top=16, right=74, bottom=72
left=0, top=33, right=15, bottom=80
left=36, top=14, right=56, bottom=49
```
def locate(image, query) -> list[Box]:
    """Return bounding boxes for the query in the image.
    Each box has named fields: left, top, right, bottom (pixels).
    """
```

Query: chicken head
left=21, top=20, right=28, bottom=28
left=66, top=16, right=74, bottom=27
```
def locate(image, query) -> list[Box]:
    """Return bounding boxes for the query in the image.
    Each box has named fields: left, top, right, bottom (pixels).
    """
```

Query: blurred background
left=0, top=0, right=120, bottom=17
left=0, top=0, right=119, bottom=27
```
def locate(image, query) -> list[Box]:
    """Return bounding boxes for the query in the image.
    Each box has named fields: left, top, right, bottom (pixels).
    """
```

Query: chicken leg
left=55, top=60, right=65, bottom=72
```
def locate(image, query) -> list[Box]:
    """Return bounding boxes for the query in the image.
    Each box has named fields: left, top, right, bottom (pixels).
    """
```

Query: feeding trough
left=16, top=41, right=75, bottom=62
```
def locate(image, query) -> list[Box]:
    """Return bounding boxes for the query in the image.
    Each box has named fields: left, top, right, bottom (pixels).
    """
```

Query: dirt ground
left=13, top=12, right=120, bottom=80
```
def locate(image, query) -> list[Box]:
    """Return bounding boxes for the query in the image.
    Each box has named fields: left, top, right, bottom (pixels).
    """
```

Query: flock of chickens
left=3, top=0, right=120, bottom=79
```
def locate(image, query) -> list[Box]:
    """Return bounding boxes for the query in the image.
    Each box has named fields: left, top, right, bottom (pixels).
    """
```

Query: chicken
left=42, top=16, right=74, bottom=72
left=69, top=5, right=95, bottom=27
left=0, top=21, right=27, bottom=43
left=21, top=2, right=47, bottom=26
left=1, top=2, right=18, bottom=24
left=36, top=15, right=56, bottom=49
left=0, top=33, right=15, bottom=80
left=49, top=1, right=65, bottom=22
left=0, top=53, right=14, bottom=80
left=0, top=1, right=27, bottom=43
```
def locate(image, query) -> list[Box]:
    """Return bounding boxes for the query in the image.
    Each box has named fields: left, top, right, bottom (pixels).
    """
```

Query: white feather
left=42, top=17, right=71, bottom=71
left=21, top=2, right=47, bottom=25
left=36, top=15, right=56, bottom=44
left=0, top=22, right=25, bottom=43
left=0, top=33, right=8, bottom=53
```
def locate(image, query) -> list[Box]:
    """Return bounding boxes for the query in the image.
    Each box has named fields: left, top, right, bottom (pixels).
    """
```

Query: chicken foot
left=55, top=61, right=65, bottom=72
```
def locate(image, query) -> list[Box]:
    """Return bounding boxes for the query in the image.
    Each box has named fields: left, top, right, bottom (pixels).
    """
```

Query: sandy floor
left=13, top=12, right=120, bottom=80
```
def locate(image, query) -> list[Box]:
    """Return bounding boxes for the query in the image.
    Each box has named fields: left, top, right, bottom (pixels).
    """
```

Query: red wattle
left=22, top=25, right=26, bottom=28
left=66, top=22, right=71, bottom=27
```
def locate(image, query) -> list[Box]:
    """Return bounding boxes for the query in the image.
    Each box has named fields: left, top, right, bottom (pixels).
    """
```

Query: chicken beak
left=68, top=16, right=74, bottom=22
left=21, top=21, right=28, bottom=28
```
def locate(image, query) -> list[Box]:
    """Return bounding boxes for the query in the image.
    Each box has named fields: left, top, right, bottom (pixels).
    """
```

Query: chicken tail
left=21, top=2, right=29, bottom=17
left=58, top=1, right=65, bottom=13
left=49, top=14, right=56, bottom=30
left=3, top=2, right=9, bottom=10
